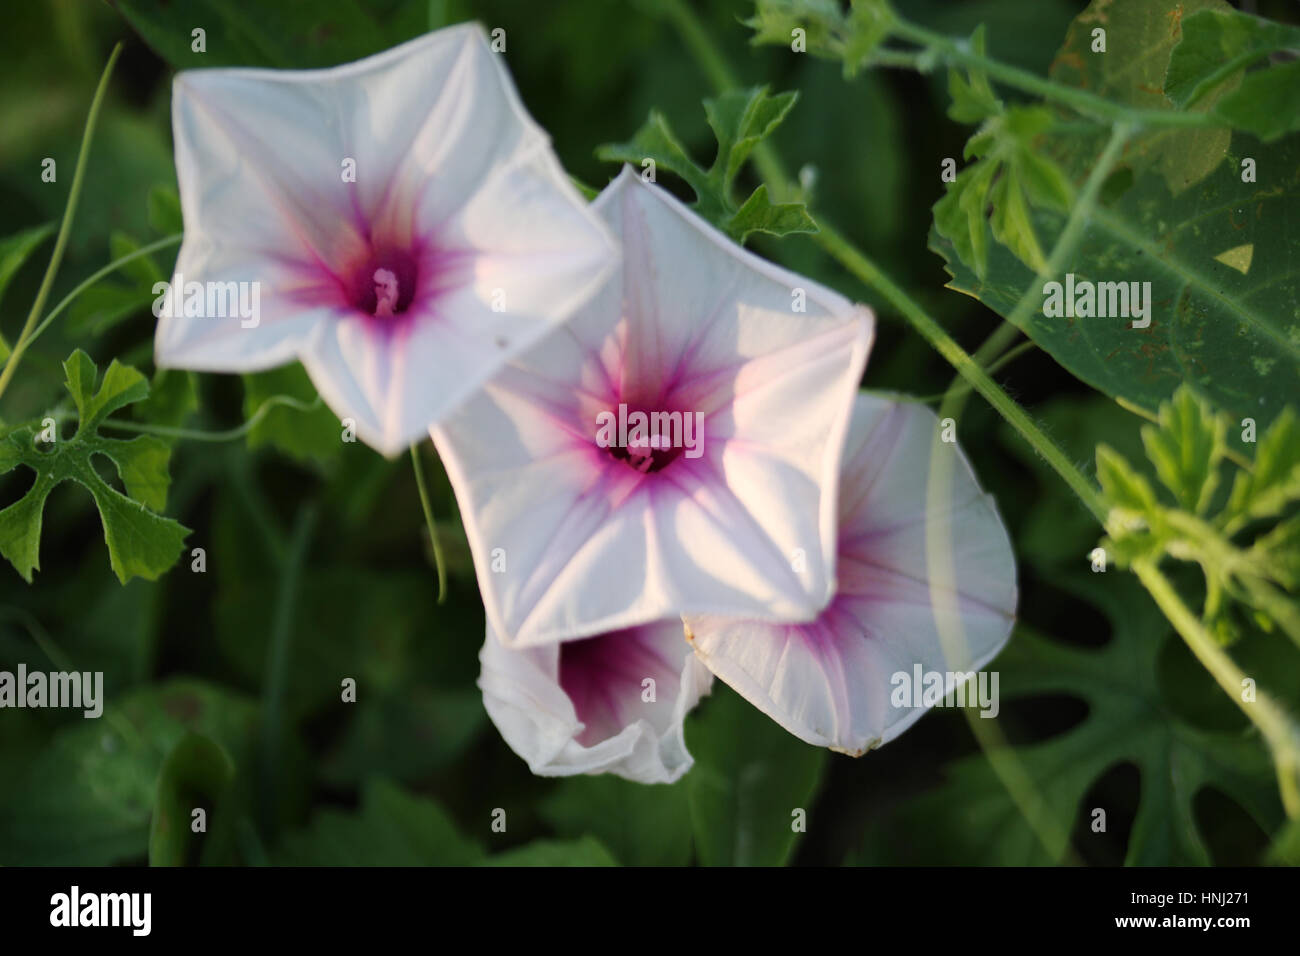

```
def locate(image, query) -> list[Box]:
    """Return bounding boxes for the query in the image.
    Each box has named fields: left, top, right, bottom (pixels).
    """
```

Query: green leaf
left=273, top=779, right=483, bottom=866
left=931, top=121, right=1300, bottom=436
left=1165, top=9, right=1300, bottom=112
left=1250, top=514, right=1300, bottom=592
left=485, top=836, right=619, bottom=867
left=685, top=684, right=826, bottom=866
left=1140, top=386, right=1224, bottom=514
left=1227, top=407, right=1300, bottom=523
left=745, top=0, right=847, bottom=55
left=1097, top=444, right=1160, bottom=520
left=704, top=87, right=798, bottom=193
left=0, top=349, right=189, bottom=583
left=596, top=110, right=713, bottom=210
left=744, top=0, right=895, bottom=76
left=862, top=574, right=1281, bottom=865
left=1267, top=818, right=1300, bottom=865
left=726, top=184, right=818, bottom=244
left=135, top=369, right=198, bottom=428
left=0, top=222, right=55, bottom=357
left=1051, top=0, right=1236, bottom=195
left=243, top=363, right=341, bottom=465
left=108, top=433, right=174, bottom=513
left=947, top=25, right=1001, bottom=123
left=321, top=688, right=485, bottom=787
left=64, top=350, right=149, bottom=430
left=0, top=680, right=255, bottom=865
left=932, top=106, right=1071, bottom=279
left=65, top=281, right=156, bottom=340
left=933, top=160, right=996, bottom=280
left=0, top=222, right=54, bottom=303
left=109, top=231, right=164, bottom=287
left=598, top=88, right=815, bottom=244
left=110, top=0, right=410, bottom=70
left=539, top=775, right=694, bottom=866
left=148, top=732, right=235, bottom=866
left=841, top=0, right=894, bottom=75
left=1215, top=59, right=1300, bottom=143
left=146, top=183, right=183, bottom=236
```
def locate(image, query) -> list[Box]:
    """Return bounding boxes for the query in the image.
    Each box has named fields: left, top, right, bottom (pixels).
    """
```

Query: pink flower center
left=608, top=433, right=682, bottom=474
left=558, top=626, right=677, bottom=745
left=597, top=402, right=696, bottom=475
left=347, top=248, right=419, bottom=319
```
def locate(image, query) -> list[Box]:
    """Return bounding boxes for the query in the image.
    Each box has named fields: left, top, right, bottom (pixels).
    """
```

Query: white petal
left=435, top=170, right=872, bottom=645
left=684, top=394, right=1017, bottom=755
left=157, top=24, right=616, bottom=454
left=479, top=619, right=712, bottom=783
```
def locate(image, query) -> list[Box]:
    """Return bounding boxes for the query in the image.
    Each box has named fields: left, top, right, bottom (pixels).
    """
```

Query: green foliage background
left=0, top=0, right=1296, bottom=866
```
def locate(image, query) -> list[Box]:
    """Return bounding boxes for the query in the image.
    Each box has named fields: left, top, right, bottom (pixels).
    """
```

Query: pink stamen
left=373, top=267, right=399, bottom=318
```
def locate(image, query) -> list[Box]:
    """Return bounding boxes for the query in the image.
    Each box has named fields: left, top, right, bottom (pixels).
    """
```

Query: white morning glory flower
left=480, top=618, right=711, bottom=783
left=684, top=394, right=1017, bottom=755
left=434, top=169, right=874, bottom=647
left=155, top=23, right=617, bottom=454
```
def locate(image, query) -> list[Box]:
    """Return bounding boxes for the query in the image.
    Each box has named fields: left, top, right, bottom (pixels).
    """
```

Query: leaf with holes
left=0, top=350, right=189, bottom=583
left=866, top=574, right=1281, bottom=865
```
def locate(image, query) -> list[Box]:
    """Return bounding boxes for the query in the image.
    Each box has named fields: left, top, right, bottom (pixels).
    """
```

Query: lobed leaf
left=0, top=349, right=188, bottom=583
left=598, top=88, right=816, bottom=244
left=1140, top=386, right=1224, bottom=514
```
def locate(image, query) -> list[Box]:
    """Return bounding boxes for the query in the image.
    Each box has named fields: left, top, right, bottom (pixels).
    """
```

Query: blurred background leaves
left=0, top=0, right=1295, bottom=866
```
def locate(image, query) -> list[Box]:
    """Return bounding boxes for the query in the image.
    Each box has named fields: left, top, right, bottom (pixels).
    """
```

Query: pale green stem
left=410, top=443, right=448, bottom=604
left=888, top=16, right=1221, bottom=129
left=813, top=220, right=1108, bottom=524
left=0, top=43, right=122, bottom=404
left=925, top=318, right=1079, bottom=863
left=99, top=394, right=322, bottom=443
left=1004, top=122, right=1135, bottom=334
left=28, top=233, right=182, bottom=346
left=892, top=335, right=1034, bottom=405
left=658, top=0, right=1110, bottom=523
left=920, top=122, right=1136, bottom=862
left=1134, top=560, right=1300, bottom=818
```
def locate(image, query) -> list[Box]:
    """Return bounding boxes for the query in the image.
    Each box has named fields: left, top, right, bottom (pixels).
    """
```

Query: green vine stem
left=0, top=43, right=122, bottom=404
left=410, top=443, right=449, bottom=604
left=28, top=233, right=182, bottom=347
left=885, top=15, right=1221, bottom=129
left=924, top=319, right=1079, bottom=863
left=98, top=393, right=323, bottom=443
left=813, top=221, right=1109, bottom=523
left=917, top=122, right=1136, bottom=862
left=661, top=0, right=1108, bottom=523
left=663, top=0, right=1300, bottom=832
left=1135, top=559, right=1300, bottom=819
left=1004, top=122, right=1135, bottom=338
